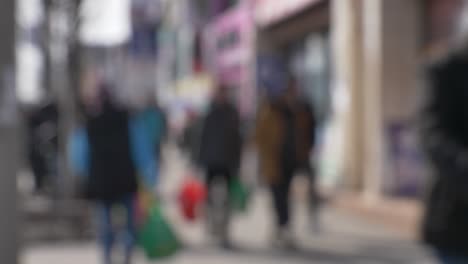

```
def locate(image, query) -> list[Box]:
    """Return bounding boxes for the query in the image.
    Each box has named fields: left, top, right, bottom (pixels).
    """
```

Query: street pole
left=0, top=0, right=19, bottom=262
left=48, top=0, right=75, bottom=200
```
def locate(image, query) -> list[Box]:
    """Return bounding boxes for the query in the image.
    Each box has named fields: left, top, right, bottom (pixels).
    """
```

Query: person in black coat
left=422, top=51, right=468, bottom=263
left=85, top=87, right=138, bottom=264
left=199, top=85, right=242, bottom=247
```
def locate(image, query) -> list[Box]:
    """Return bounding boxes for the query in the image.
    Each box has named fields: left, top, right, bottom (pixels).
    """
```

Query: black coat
left=199, top=102, right=241, bottom=171
left=86, top=105, right=137, bottom=204
left=422, top=53, right=468, bottom=256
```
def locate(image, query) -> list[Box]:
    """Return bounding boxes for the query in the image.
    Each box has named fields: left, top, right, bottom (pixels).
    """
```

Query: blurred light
left=17, top=0, right=44, bottom=28
left=16, top=42, right=44, bottom=105
left=79, top=0, right=132, bottom=46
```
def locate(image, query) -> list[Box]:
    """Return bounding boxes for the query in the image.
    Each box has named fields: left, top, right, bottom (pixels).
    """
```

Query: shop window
left=287, top=33, right=331, bottom=125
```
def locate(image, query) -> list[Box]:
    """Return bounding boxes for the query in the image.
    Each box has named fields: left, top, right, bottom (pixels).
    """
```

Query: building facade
left=331, top=0, right=468, bottom=202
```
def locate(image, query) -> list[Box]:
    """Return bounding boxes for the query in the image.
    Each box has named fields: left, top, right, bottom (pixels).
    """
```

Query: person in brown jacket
left=256, top=77, right=316, bottom=248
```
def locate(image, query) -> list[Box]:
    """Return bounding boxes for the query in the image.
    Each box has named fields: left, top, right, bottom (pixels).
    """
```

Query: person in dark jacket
left=421, top=52, right=468, bottom=263
left=26, top=100, right=59, bottom=193
left=199, top=85, right=241, bottom=247
left=256, top=77, right=316, bottom=248
left=86, top=87, right=138, bottom=264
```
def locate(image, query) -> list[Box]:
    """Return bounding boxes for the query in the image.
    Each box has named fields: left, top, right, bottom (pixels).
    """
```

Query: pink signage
left=255, top=0, right=323, bottom=27
left=205, top=5, right=254, bottom=84
left=203, top=4, right=256, bottom=117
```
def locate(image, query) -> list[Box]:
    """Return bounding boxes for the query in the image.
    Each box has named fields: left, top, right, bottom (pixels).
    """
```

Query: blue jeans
left=98, top=195, right=136, bottom=264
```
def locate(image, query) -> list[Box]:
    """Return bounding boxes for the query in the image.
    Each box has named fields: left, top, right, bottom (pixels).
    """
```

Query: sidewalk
left=21, top=145, right=436, bottom=263
left=22, top=186, right=436, bottom=264
left=332, top=192, right=423, bottom=240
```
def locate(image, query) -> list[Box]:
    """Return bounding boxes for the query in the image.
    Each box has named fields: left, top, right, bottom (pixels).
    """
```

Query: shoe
left=309, top=214, right=322, bottom=235
left=220, top=239, right=235, bottom=251
left=282, top=230, right=298, bottom=251
left=272, top=228, right=297, bottom=250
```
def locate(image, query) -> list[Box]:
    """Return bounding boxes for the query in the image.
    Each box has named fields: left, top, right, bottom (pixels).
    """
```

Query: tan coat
left=255, top=101, right=315, bottom=185
left=255, top=103, right=284, bottom=184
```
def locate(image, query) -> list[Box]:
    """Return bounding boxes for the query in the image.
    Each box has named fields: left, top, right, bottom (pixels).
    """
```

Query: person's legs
left=206, top=168, right=216, bottom=208
left=271, top=166, right=295, bottom=247
left=275, top=167, right=295, bottom=228
left=220, top=168, right=232, bottom=247
left=305, top=165, right=321, bottom=233
left=123, top=195, right=136, bottom=264
left=205, top=168, right=217, bottom=237
left=206, top=167, right=231, bottom=247
left=30, top=149, right=46, bottom=192
left=271, top=182, right=288, bottom=229
left=98, top=203, right=114, bottom=264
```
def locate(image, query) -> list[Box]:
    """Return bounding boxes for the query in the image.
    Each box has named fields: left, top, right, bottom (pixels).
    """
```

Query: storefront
left=255, top=0, right=331, bottom=123
left=382, top=0, right=467, bottom=198
left=256, top=0, right=336, bottom=189
left=203, top=3, right=256, bottom=119
left=384, top=0, right=468, bottom=198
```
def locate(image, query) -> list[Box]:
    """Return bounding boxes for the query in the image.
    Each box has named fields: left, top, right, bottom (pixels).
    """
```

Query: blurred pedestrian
left=420, top=6, right=468, bottom=262
left=88, top=89, right=137, bottom=264
left=137, top=95, right=168, bottom=161
left=199, top=85, right=241, bottom=248
left=25, top=99, right=59, bottom=194
left=256, top=77, right=316, bottom=249
left=421, top=51, right=468, bottom=263
left=70, top=85, right=156, bottom=264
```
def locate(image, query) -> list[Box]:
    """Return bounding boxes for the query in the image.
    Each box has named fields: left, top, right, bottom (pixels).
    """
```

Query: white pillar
left=361, top=0, right=385, bottom=203
left=331, top=0, right=365, bottom=190
left=332, top=0, right=423, bottom=201
left=361, top=0, right=423, bottom=202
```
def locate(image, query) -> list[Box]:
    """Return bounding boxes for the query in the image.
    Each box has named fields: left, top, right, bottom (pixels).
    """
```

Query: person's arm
left=130, top=116, right=157, bottom=188
left=307, top=103, right=317, bottom=150
left=255, top=103, right=272, bottom=151
left=195, top=112, right=210, bottom=168
left=68, top=127, right=89, bottom=178
left=232, top=106, right=242, bottom=171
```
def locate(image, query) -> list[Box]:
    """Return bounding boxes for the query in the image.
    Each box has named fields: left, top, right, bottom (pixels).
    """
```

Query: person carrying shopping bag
left=69, top=85, right=157, bottom=264
left=198, top=85, right=242, bottom=248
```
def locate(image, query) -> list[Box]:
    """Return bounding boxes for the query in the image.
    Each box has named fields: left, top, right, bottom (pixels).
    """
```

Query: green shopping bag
left=138, top=203, right=181, bottom=259
left=229, top=178, right=251, bottom=213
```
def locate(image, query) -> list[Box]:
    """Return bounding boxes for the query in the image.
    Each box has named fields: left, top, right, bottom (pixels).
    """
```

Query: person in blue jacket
left=136, top=96, right=167, bottom=162
left=69, top=86, right=157, bottom=264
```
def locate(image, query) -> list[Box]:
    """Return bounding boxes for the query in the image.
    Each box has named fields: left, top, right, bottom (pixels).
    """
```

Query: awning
left=255, top=0, right=324, bottom=27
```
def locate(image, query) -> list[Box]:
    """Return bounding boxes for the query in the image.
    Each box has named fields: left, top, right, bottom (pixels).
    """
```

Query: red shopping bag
left=178, top=177, right=207, bottom=222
